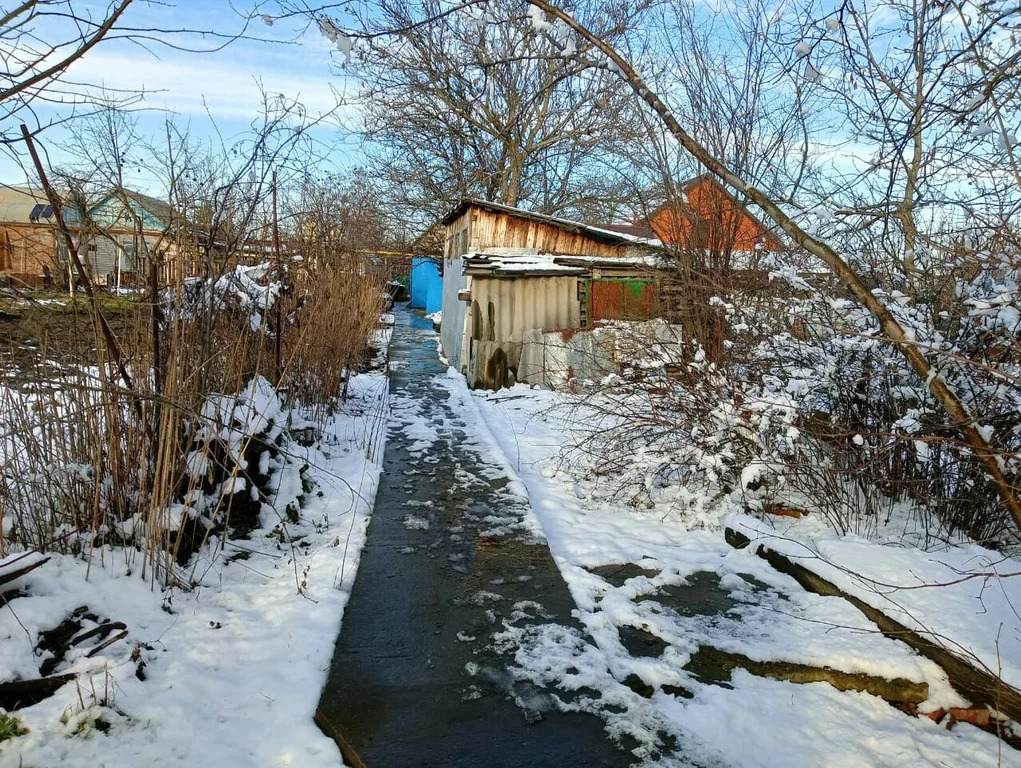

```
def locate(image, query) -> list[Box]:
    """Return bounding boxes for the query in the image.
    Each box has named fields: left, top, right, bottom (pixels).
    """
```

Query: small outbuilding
left=437, top=199, right=661, bottom=387
left=435, top=183, right=783, bottom=390
left=459, top=252, right=662, bottom=388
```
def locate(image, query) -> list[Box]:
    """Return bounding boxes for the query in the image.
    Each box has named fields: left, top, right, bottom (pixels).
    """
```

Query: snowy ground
left=729, top=513, right=1021, bottom=691
left=7, top=324, right=1018, bottom=767
left=0, top=371, right=389, bottom=767
left=474, top=384, right=1021, bottom=767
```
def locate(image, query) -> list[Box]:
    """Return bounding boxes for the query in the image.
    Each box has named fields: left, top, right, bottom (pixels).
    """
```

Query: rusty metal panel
left=588, top=278, right=658, bottom=323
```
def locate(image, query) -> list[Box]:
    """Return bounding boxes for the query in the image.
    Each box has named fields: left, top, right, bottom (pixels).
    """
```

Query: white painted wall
left=440, top=255, right=468, bottom=372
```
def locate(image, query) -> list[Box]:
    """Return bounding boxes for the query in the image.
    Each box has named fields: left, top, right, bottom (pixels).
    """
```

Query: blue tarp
left=410, top=257, right=442, bottom=313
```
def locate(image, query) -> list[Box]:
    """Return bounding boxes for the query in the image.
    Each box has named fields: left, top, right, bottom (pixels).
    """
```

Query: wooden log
left=0, top=555, right=50, bottom=589
left=724, top=527, right=751, bottom=550
left=0, top=674, right=74, bottom=711
left=725, top=527, right=1021, bottom=722
left=0, top=588, right=27, bottom=606
left=688, top=646, right=929, bottom=703
left=85, top=630, right=128, bottom=658
left=71, top=621, right=127, bottom=648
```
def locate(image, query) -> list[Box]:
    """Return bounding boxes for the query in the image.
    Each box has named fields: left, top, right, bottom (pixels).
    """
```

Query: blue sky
left=3, top=0, right=361, bottom=191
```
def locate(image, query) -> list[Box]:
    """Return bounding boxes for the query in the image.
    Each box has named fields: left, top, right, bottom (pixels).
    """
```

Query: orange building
left=649, top=175, right=782, bottom=253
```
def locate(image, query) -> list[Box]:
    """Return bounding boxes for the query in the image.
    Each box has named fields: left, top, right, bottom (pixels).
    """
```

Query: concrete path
left=316, top=308, right=627, bottom=768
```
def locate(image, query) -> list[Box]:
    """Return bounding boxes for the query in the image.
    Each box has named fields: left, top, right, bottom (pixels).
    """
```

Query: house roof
left=121, top=188, right=177, bottom=226
left=440, top=198, right=653, bottom=247
left=91, top=187, right=178, bottom=230
left=0, top=186, right=53, bottom=224
left=652, top=174, right=782, bottom=249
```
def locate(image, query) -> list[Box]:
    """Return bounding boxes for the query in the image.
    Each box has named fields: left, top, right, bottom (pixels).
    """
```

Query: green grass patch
left=0, top=292, right=144, bottom=315
left=0, top=712, right=28, bottom=742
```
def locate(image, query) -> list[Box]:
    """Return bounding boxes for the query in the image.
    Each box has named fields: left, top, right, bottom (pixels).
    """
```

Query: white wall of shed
left=440, top=255, right=468, bottom=372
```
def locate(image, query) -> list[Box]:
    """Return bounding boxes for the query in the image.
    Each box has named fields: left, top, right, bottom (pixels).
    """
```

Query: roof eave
left=439, top=198, right=635, bottom=247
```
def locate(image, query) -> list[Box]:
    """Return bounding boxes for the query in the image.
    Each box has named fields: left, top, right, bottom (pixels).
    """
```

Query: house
left=0, top=187, right=59, bottom=286
left=0, top=184, right=200, bottom=289
left=73, top=188, right=192, bottom=287
left=438, top=199, right=660, bottom=387
left=648, top=175, right=782, bottom=255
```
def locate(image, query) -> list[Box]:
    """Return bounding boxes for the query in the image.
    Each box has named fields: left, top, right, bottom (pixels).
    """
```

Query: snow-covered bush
left=568, top=245, right=1021, bottom=547
left=170, top=262, right=288, bottom=334
left=0, top=365, right=304, bottom=579
left=1, top=253, right=385, bottom=582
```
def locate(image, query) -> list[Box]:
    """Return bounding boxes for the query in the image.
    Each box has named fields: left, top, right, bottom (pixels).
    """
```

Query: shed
left=456, top=252, right=662, bottom=389
left=437, top=199, right=656, bottom=378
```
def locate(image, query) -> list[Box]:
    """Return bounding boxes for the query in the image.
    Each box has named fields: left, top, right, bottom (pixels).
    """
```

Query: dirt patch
left=0, top=299, right=146, bottom=376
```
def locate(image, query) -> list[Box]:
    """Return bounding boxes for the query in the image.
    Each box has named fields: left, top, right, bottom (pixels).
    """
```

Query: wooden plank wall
left=451, top=207, right=626, bottom=259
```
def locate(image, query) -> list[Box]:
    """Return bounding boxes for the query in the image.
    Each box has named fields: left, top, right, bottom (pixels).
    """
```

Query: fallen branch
left=0, top=555, right=50, bottom=589
left=725, top=527, right=1021, bottom=721
left=71, top=621, right=127, bottom=648
left=86, top=629, right=129, bottom=658
left=0, top=674, right=75, bottom=711
left=688, top=646, right=929, bottom=703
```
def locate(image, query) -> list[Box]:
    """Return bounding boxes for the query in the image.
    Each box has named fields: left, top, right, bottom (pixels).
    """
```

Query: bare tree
left=787, top=1, right=1021, bottom=292
left=1, top=0, right=270, bottom=173
left=512, top=0, right=1021, bottom=534
left=1, top=1, right=134, bottom=125
left=291, top=0, right=646, bottom=221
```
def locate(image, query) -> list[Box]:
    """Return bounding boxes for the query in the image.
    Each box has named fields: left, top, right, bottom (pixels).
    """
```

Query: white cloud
left=65, top=43, right=354, bottom=122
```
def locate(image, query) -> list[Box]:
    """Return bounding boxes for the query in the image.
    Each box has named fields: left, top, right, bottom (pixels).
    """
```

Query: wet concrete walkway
left=316, top=308, right=627, bottom=767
